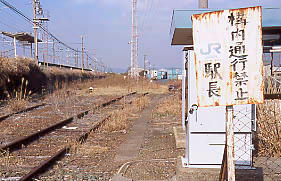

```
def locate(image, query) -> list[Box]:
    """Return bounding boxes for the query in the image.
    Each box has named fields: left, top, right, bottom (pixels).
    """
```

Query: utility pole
left=130, top=0, right=138, bottom=77
left=143, top=55, right=147, bottom=78
left=81, top=35, right=84, bottom=71
left=52, top=41, right=55, bottom=64
left=199, top=0, right=208, bottom=8
left=86, top=52, right=89, bottom=70
left=46, top=22, right=48, bottom=67
left=42, top=30, right=45, bottom=65
left=13, top=36, right=17, bottom=58
left=76, top=48, right=78, bottom=68
left=33, top=0, right=39, bottom=63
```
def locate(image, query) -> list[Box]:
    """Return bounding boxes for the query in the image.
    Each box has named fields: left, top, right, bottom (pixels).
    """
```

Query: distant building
left=167, top=68, right=182, bottom=80
left=157, top=70, right=167, bottom=80
left=144, top=68, right=182, bottom=80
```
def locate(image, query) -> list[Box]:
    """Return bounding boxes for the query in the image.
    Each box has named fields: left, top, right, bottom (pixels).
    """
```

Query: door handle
left=189, top=104, right=198, bottom=114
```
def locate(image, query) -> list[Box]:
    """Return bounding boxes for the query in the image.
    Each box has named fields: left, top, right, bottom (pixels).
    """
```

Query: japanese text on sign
left=192, top=6, right=264, bottom=107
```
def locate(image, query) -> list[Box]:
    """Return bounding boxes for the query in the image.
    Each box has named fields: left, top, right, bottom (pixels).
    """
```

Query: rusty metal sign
left=192, top=6, right=264, bottom=107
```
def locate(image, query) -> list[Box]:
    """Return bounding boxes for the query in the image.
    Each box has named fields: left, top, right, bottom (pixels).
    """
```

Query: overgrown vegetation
left=6, top=77, right=31, bottom=112
left=264, top=76, right=281, bottom=94
left=0, top=57, right=97, bottom=100
left=89, top=74, right=168, bottom=96
left=102, top=95, right=151, bottom=132
left=256, top=100, right=281, bottom=157
left=152, top=94, right=181, bottom=118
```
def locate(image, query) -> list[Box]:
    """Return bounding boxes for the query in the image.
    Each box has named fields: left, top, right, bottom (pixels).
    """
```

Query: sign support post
left=226, top=105, right=235, bottom=181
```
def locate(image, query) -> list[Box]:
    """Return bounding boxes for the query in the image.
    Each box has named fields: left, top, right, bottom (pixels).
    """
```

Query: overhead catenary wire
left=0, top=0, right=108, bottom=71
left=0, top=0, right=80, bottom=53
left=0, top=7, right=32, bottom=32
left=138, top=0, right=156, bottom=36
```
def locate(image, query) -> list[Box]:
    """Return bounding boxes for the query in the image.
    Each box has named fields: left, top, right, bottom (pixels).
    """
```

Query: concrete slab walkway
left=114, top=95, right=160, bottom=162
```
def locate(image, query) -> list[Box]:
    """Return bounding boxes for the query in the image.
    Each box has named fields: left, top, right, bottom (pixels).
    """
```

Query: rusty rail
left=19, top=92, right=146, bottom=181
left=0, top=92, right=136, bottom=154
left=19, top=92, right=142, bottom=180
left=19, top=147, right=69, bottom=181
left=0, top=103, right=46, bottom=123
left=19, top=115, right=110, bottom=181
left=0, top=117, right=74, bottom=153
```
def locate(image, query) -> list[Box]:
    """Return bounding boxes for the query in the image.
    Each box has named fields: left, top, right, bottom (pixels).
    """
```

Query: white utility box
left=182, top=50, right=255, bottom=168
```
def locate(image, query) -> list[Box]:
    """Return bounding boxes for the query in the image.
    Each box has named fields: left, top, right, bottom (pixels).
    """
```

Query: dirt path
left=113, top=94, right=184, bottom=181
left=114, top=94, right=161, bottom=162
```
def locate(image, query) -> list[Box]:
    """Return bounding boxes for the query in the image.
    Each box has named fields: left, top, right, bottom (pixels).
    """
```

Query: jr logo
left=200, top=43, right=221, bottom=55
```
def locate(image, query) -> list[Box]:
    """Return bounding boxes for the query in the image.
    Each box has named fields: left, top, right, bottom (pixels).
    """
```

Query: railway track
left=0, top=92, right=139, bottom=180
left=0, top=103, right=46, bottom=123
left=0, top=91, right=120, bottom=149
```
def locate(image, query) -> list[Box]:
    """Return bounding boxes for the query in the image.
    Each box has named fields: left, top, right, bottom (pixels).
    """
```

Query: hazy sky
left=1, top=0, right=281, bottom=70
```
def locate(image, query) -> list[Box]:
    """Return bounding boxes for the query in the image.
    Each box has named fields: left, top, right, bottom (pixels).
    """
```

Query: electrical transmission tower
left=130, top=0, right=139, bottom=77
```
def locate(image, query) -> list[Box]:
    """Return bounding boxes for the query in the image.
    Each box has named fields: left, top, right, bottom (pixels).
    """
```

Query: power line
left=0, top=0, right=105, bottom=72
left=0, top=8, right=31, bottom=31
left=0, top=0, right=78, bottom=52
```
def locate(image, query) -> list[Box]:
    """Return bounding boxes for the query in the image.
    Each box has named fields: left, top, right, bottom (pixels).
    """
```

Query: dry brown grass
left=7, top=98, right=29, bottom=112
left=102, top=111, right=129, bottom=132
left=102, top=96, right=151, bottom=132
left=4, top=77, right=31, bottom=112
left=84, top=74, right=169, bottom=96
left=0, top=57, right=97, bottom=100
left=264, top=76, right=281, bottom=94
left=256, top=100, right=281, bottom=157
left=0, top=57, right=34, bottom=76
left=152, top=94, right=181, bottom=118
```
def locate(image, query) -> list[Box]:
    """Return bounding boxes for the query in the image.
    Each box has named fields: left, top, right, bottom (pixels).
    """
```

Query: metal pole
left=76, top=48, right=78, bottom=68
left=33, top=0, right=38, bottom=63
left=87, top=52, right=89, bottom=70
left=226, top=105, right=235, bottom=181
left=59, top=48, right=62, bottom=68
left=271, top=52, right=274, bottom=76
left=143, top=55, right=146, bottom=78
left=13, top=36, right=17, bottom=58
left=52, top=41, right=55, bottom=64
left=199, top=0, right=208, bottom=8
left=23, top=44, right=25, bottom=57
left=42, top=31, right=45, bottom=66
left=30, top=43, right=33, bottom=58
left=81, top=35, right=84, bottom=71
left=46, top=23, right=48, bottom=67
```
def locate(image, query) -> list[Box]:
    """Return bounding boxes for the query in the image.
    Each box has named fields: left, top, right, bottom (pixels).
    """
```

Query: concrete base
left=173, top=126, right=185, bottom=149
left=176, top=158, right=221, bottom=181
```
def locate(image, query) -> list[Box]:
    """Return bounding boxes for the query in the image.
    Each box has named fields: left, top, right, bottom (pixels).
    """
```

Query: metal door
left=187, top=50, right=226, bottom=166
left=186, top=50, right=255, bottom=167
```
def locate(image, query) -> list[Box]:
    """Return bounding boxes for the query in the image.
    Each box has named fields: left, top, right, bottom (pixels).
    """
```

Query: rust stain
left=193, top=9, right=225, bottom=22
left=215, top=101, right=219, bottom=106
left=229, top=6, right=261, bottom=13
left=194, top=52, right=201, bottom=107
left=192, top=6, right=263, bottom=107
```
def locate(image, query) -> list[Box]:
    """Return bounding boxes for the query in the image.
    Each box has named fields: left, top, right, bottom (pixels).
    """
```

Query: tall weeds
left=256, top=100, right=281, bottom=157
left=152, top=94, right=181, bottom=118
left=102, top=96, right=151, bottom=132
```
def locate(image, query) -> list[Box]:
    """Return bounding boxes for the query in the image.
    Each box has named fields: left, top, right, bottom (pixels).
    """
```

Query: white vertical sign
left=192, top=6, right=264, bottom=107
